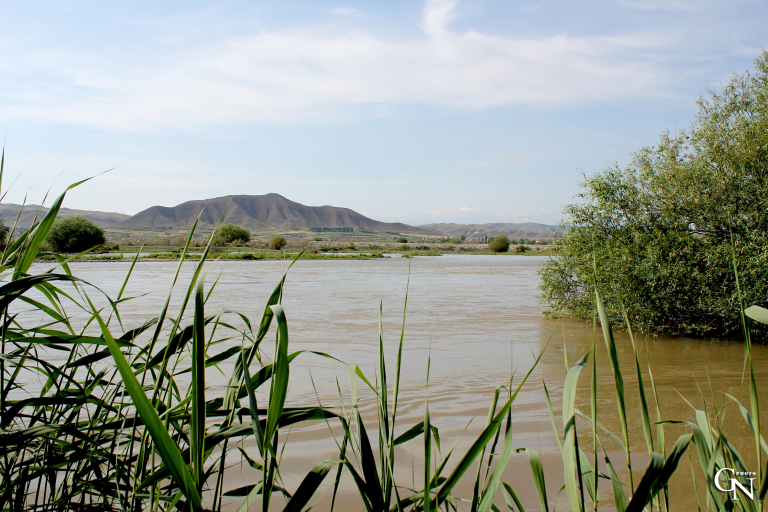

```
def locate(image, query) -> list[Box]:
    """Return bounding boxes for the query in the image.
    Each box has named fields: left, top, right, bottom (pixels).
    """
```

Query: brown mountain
left=0, top=203, right=130, bottom=229
left=114, top=194, right=432, bottom=234
left=418, top=222, right=562, bottom=239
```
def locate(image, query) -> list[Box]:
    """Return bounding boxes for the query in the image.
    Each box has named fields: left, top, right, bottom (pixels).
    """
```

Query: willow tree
left=539, top=51, right=768, bottom=337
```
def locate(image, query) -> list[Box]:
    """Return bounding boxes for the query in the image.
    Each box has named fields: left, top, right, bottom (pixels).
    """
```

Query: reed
left=0, top=173, right=765, bottom=511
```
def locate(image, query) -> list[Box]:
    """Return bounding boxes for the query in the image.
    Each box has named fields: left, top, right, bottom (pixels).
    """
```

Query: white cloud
left=1, top=0, right=683, bottom=130
left=330, top=6, right=364, bottom=17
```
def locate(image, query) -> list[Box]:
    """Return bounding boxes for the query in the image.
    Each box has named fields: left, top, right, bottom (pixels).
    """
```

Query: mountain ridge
left=114, top=193, right=435, bottom=233
left=0, top=204, right=131, bottom=229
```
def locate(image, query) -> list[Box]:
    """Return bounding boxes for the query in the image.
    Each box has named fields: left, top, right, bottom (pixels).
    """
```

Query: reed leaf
left=625, top=434, right=692, bottom=512
left=190, top=272, right=207, bottom=490
left=562, top=352, right=589, bottom=512
left=594, top=287, right=632, bottom=491
left=283, top=458, right=344, bottom=512
left=263, top=304, right=289, bottom=453
left=515, top=448, right=549, bottom=512
left=85, top=295, right=202, bottom=510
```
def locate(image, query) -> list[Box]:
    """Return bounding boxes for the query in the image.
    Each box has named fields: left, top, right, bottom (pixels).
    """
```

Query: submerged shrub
left=539, top=50, right=768, bottom=337
left=46, top=215, right=105, bottom=253
left=488, top=234, right=510, bottom=252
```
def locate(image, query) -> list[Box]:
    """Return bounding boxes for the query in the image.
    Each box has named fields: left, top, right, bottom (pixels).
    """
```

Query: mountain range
left=0, top=203, right=130, bottom=229
left=112, top=194, right=430, bottom=233
left=0, top=195, right=560, bottom=238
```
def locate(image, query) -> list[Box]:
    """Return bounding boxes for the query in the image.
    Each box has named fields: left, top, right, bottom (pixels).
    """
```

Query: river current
left=23, top=255, right=768, bottom=510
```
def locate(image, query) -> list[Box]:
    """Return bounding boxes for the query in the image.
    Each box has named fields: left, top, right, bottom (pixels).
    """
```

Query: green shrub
left=94, top=242, right=120, bottom=254
left=215, top=224, right=250, bottom=244
left=46, top=216, right=105, bottom=253
left=0, top=219, right=9, bottom=247
left=539, top=50, right=768, bottom=337
left=313, top=237, right=323, bottom=241
left=450, top=237, right=462, bottom=244
left=514, top=244, right=529, bottom=253
left=269, top=235, right=287, bottom=250
left=488, top=234, right=510, bottom=252
left=396, top=237, right=408, bottom=243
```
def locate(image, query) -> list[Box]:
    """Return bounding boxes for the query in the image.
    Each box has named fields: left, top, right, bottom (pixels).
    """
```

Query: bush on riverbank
left=269, top=235, right=287, bottom=250
left=215, top=223, right=250, bottom=244
left=540, top=50, right=768, bottom=337
left=46, top=215, right=106, bottom=253
left=488, top=234, right=510, bottom=252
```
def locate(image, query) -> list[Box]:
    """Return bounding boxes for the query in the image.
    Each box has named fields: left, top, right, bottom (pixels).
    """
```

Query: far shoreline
left=36, top=249, right=555, bottom=263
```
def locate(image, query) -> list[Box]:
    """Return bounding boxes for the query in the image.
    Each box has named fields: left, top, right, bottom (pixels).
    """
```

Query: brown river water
left=24, top=255, right=768, bottom=510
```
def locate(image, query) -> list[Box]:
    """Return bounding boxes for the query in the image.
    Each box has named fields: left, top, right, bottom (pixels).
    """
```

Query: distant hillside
left=115, top=194, right=435, bottom=234
left=0, top=203, right=130, bottom=229
left=418, top=222, right=562, bottom=239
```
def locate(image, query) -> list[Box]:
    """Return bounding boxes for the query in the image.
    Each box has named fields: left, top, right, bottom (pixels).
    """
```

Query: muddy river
left=28, top=255, right=768, bottom=510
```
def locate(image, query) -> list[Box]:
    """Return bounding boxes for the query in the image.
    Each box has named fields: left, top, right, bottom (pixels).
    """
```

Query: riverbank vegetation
left=488, top=234, right=510, bottom=252
left=539, top=51, right=768, bottom=338
left=46, top=215, right=106, bottom=253
left=214, top=224, right=250, bottom=245
left=1, top=170, right=766, bottom=511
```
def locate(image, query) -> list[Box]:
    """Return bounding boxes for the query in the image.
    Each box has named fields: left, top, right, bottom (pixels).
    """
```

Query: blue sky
left=0, top=0, right=765, bottom=225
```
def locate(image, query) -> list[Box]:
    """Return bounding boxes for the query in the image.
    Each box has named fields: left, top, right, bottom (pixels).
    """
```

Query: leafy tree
left=0, top=219, right=9, bottom=247
left=539, top=51, right=768, bottom=337
left=488, top=234, right=510, bottom=252
left=396, top=237, right=408, bottom=243
left=215, top=224, right=250, bottom=245
left=46, top=216, right=105, bottom=253
left=450, top=237, right=462, bottom=244
left=269, top=235, right=287, bottom=250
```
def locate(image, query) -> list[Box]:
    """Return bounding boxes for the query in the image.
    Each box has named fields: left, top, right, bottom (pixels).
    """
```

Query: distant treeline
left=310, top=227, right=354, bottom=232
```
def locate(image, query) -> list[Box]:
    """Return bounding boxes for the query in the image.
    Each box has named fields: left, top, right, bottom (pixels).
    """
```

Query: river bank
left=35, top=246, right=555, bottom=262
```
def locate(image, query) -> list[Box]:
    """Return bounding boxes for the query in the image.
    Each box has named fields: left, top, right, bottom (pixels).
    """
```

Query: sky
left=0, top=0, right=765, bottom=226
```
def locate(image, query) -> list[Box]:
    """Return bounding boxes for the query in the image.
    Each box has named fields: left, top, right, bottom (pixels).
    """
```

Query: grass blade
left=190, top=272, right=207, bottom=489
left=85, top=294, right=202, bottom=510
left=283, top=458, right=344, bottom=512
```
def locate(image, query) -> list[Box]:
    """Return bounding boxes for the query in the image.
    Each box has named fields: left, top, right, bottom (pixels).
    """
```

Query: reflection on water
left=29, top=255, right=768, bottom=511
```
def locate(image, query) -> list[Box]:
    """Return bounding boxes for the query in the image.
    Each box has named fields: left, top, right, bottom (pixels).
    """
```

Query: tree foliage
left=269, top=235, right=287, bottom=250
left=0, top=219, right=8, bottom=247
left=215, top=224, right=250, bottom=245
left=539, top=51, right=768, bottom=337
left=46, top=216, right=106, bottom=253
left=488, top=234, right=510, bottom=252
